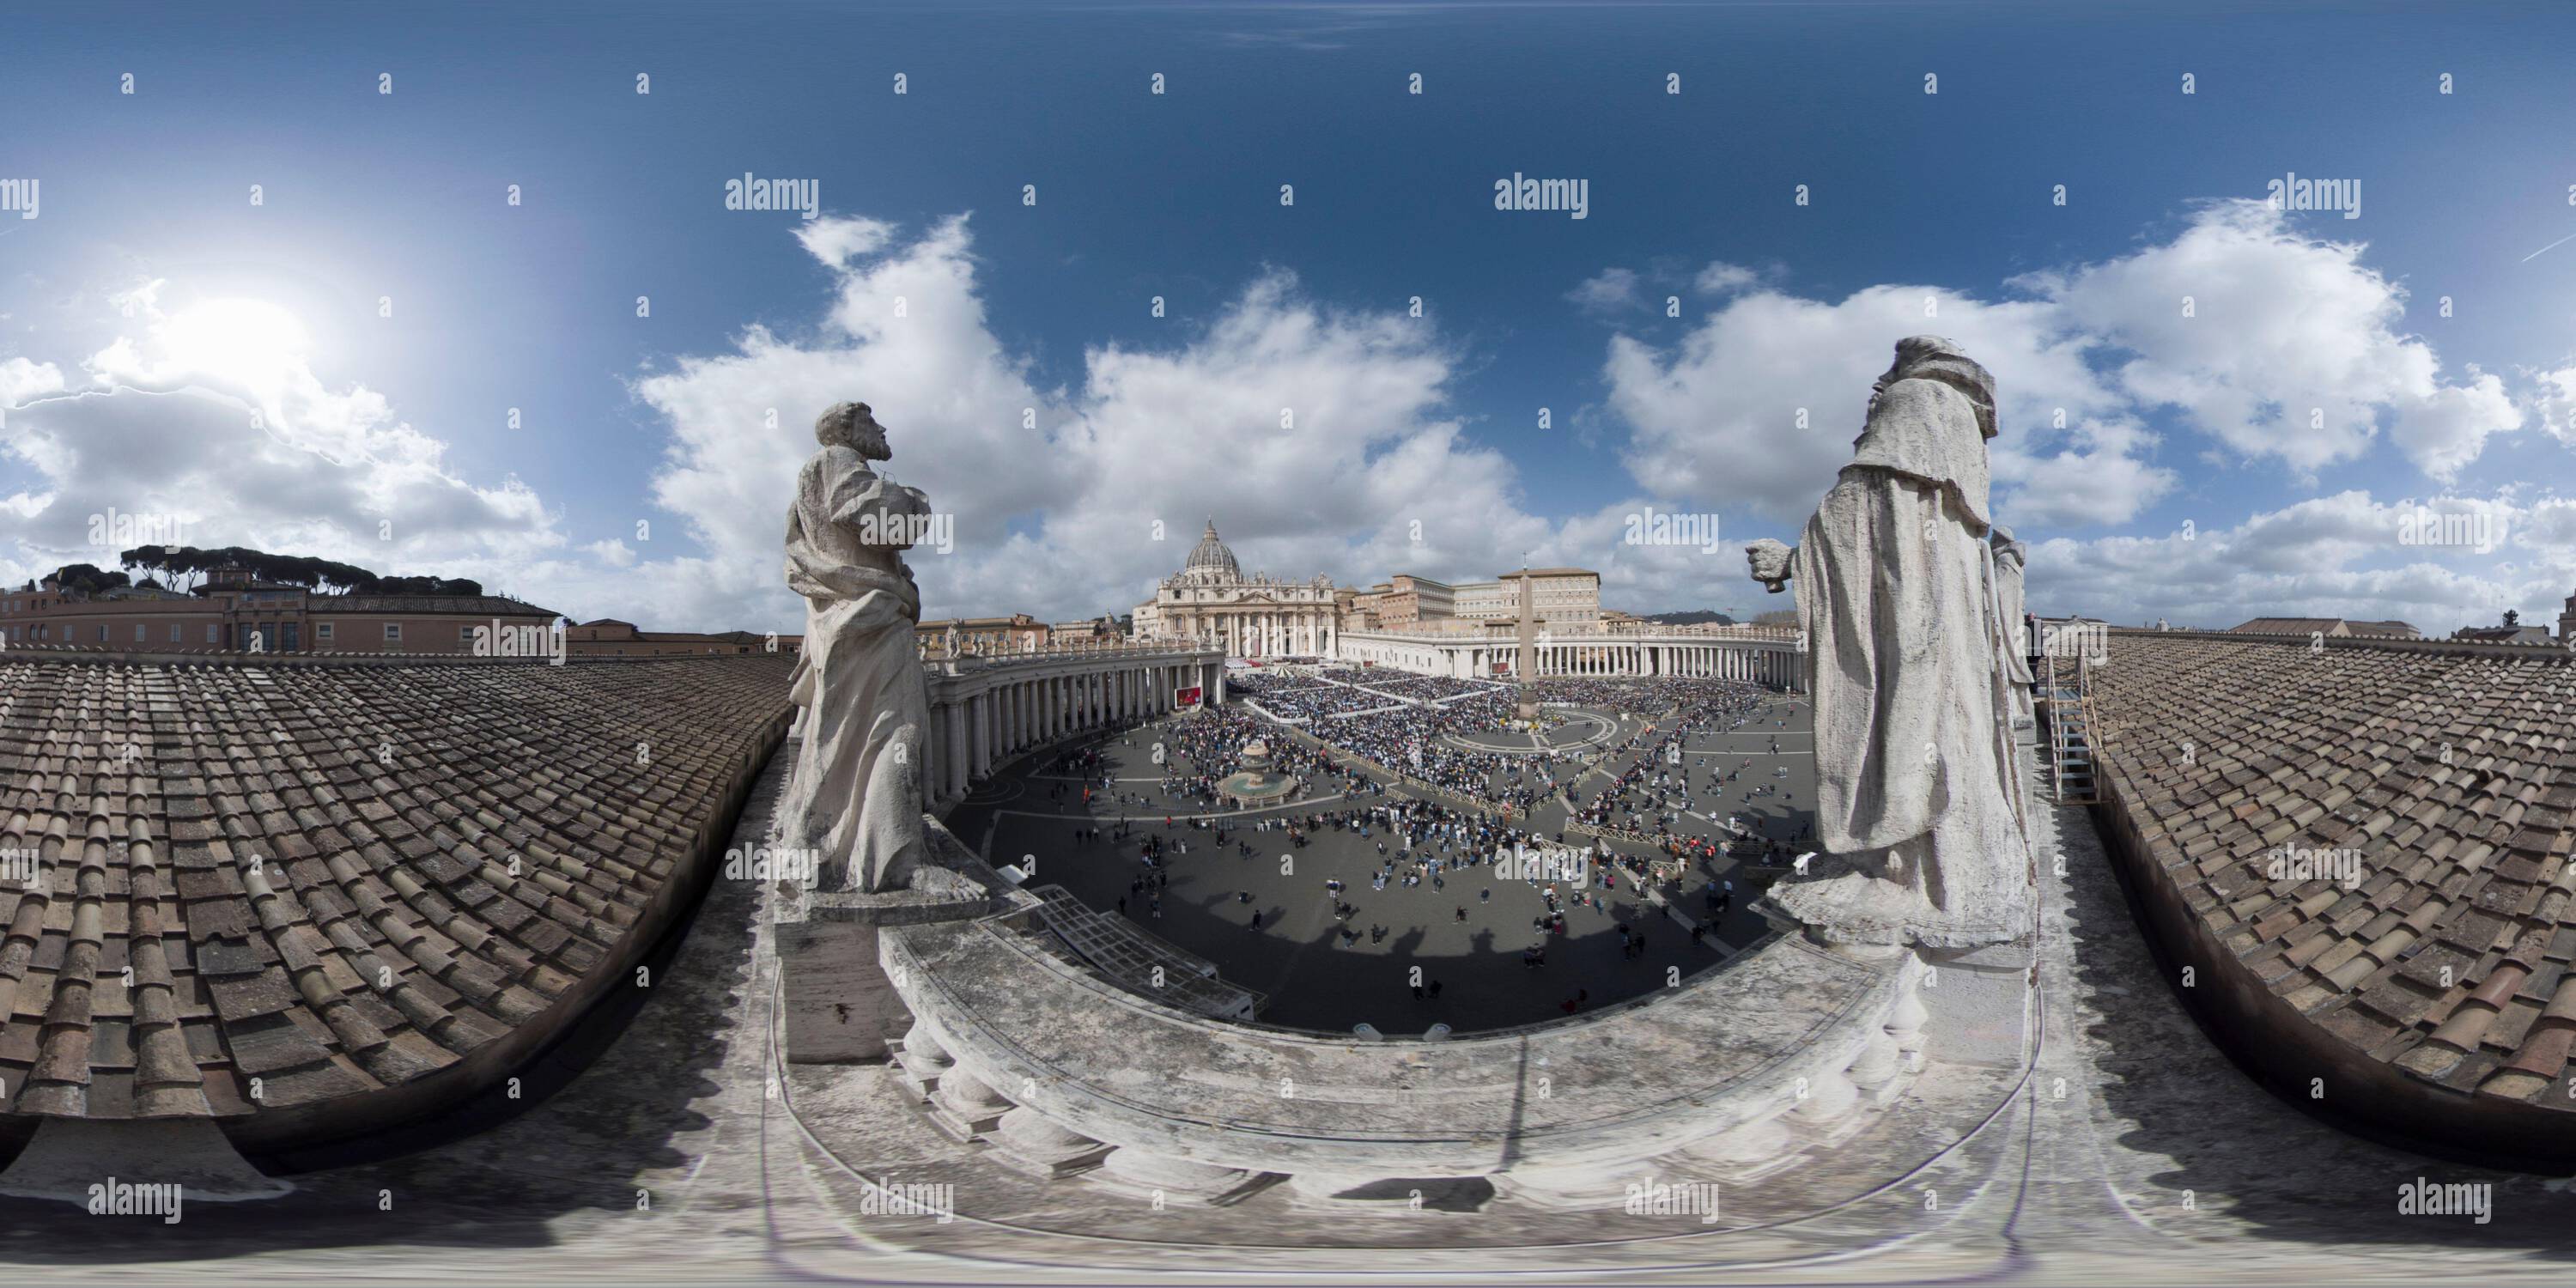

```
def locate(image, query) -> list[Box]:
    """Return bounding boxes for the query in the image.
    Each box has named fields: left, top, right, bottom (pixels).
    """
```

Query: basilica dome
left=1185, top=519, right=1241, bottom=578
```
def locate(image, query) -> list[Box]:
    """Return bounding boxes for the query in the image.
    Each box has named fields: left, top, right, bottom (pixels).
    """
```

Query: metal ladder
left=2040, top=646, right=2100, bottom=804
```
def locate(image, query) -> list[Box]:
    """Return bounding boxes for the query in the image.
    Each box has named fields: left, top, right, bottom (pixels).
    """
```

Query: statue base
left=775, top=814, right=1017, bottom=1063
left=1755, top=853, right=2028, bottom=951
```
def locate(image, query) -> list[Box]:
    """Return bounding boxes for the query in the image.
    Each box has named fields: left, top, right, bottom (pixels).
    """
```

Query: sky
left=7, top=0, right=2576, bottom=636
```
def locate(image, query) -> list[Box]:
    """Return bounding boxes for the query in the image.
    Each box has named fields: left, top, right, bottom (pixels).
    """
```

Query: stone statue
left=1990, top=527, right=2034, bottom=732
left=779, top=402, right=935, bottom=894
left=1745, top=337, right=2031, bottom=948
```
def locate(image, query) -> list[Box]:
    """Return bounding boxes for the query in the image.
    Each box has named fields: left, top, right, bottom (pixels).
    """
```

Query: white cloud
left=627, top=216, right=1579, bottom=632
left=2522, top=361, right=2576, bottom=447
left=1990, top=417, right=2178, bottom=529
left=794, top=216, right=896, bottom=269
left=1693, top=261, right=1759, bottom=295
left=1566, top=267, right=1643, bottom=315
left=2032, top=199, right=2510, bottom=477
left=0, top=286, right=567, bottom=602
left=1598, top=201, right=2525, bottom=539
left=585, top=538, right=639, bottom=568
left=1601, top=285, right=2115, bottom=526
left=0, top=357, right=63, bottom=404
left=2390, top=368, right=2520, bottom=483
left=2027, top=489, right=2565, bottom=635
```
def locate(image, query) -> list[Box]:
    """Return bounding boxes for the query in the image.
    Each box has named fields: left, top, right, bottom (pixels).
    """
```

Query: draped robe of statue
left=780, top=444, right=933, bottom=893
left=1756, top=355, right=2032, bottom=948
left=1990, top=530, right=2035, bottom=732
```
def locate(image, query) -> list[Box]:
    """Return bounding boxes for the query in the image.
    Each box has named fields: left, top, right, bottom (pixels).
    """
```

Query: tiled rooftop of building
left=2089, top=629, right=2576, bottom=1121
left=0, top=651, right=793, bottom=1140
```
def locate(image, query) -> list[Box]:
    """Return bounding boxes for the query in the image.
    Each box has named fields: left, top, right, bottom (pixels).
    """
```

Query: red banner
left=1175, top=685, right=1203, bottom=707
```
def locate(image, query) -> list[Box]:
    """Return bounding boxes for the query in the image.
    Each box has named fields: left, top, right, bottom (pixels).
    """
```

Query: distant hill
left=1640, top=610, right=1737, bottom=626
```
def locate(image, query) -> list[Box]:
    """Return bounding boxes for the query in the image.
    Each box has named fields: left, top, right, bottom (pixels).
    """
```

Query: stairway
left=2039, top=647, right=2100, bottom=804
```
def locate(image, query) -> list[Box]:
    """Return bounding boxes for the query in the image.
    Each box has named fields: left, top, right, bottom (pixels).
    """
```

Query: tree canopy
left=111, top=545, right=483, bottom=598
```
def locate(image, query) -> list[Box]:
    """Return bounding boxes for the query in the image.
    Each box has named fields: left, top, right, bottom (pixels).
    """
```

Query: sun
left=158, top=298, right=311, bottom=391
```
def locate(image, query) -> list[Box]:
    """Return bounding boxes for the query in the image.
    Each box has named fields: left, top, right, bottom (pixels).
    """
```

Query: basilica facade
left=1134, top=520, right=1339, bottom=659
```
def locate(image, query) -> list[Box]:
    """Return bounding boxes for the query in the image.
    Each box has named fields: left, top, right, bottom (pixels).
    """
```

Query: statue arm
left=818, top=453, right=927, bottom=534
left=1746, top=538, right=1795, bottom=592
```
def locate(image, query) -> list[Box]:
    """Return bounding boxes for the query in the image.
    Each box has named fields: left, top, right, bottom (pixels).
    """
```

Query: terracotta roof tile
left=2095, top=633, right=2576, bottom=1117
left=0, top=653, right=790, bottom=1139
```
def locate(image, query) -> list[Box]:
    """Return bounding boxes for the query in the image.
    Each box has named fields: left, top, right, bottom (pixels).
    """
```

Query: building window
left=98, top=625, right=108, bottom=642
left=385, top=623, right=403, bottom=642
left=461, top=624, right=476, bottom=641
left=207, top=623, right=219, bottom=644
left=136, top=623, right=148, bottom=642
left=316, top=622, right=334, bottom=642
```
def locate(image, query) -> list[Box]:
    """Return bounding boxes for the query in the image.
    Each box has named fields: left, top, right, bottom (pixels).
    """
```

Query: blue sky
left=7, top=0, right=2576, bottom=635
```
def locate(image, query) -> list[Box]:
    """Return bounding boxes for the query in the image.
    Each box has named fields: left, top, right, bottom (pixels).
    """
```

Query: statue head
left=1874, top=336, right=1998, bottom=440
left=816, top=401, right=891, bottom=461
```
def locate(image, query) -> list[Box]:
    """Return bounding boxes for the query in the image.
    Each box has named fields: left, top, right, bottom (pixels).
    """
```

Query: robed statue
left=1746, top=337, right=2032, bottom=947
left=779, top=402, right=934, bottom=893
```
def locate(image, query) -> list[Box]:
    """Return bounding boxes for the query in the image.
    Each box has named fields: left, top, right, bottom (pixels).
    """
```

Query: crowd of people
left=1004, top=669, right=1813, bottom=977
left=1571, top=686, right=1782, bottom=841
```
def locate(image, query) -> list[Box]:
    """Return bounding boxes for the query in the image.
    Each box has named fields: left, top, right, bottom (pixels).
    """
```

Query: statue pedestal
left=776, top=814, right=1008, bottom=1064
left=1917, top=939, right=2036, bottom=1069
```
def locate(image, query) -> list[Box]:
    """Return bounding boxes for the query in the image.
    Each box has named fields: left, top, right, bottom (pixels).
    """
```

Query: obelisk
left=1512, top=569, right=1540, bottom=723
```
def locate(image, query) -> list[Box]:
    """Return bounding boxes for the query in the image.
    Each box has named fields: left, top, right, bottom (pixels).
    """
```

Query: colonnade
left=1332, top=630, right=1806, bottom=694
left=916, top=647, right=1229, bottom=808
left=1167, top=610, right=1334, bottom=659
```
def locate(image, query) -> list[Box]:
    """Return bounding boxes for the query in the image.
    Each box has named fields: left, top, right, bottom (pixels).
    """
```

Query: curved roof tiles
left=0, top=652, right=791, bottom=1139
left=2091, top=631, right=2576, bottom=1124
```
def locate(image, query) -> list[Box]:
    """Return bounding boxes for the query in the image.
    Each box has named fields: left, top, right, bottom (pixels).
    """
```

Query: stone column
left=1097, top=1146, right=1251, bottom=1204
left=990, top=1104, right=1109, bottom=1178
left=895, top=1016, right=955, bottom=1099
left=929, top=1067, right=1013, bottom=1141
left=949, top=702, right=968, bottom=797
left=1791, top=1060, right=1861, bottom=1129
